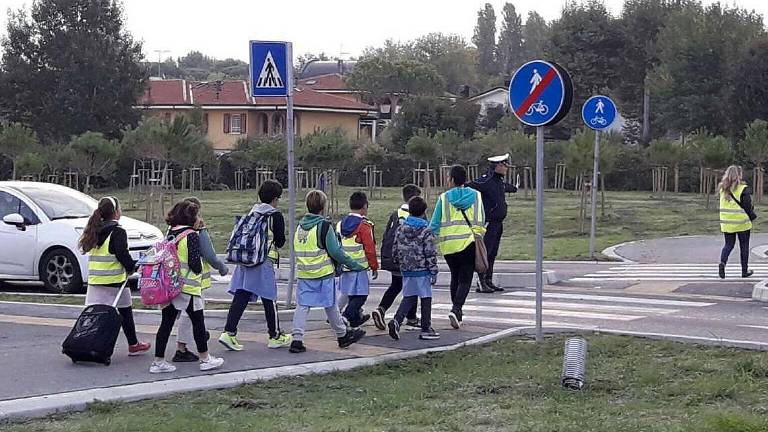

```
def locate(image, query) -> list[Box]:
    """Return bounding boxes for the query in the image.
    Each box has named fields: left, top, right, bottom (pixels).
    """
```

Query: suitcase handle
left=111, top=280, right=130, bottom=309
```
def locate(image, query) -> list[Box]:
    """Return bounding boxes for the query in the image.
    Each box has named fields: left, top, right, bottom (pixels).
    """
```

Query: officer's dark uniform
left=468, top=159, right=517, bottom=292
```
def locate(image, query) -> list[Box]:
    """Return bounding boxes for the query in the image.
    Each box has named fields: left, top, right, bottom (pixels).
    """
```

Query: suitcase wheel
left=104, top=358, right=111, bottom=366
left=71, top=359, right=77, bottom=364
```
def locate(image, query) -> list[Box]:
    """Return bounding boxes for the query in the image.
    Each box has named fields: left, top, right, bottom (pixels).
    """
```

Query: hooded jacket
left=339, top=213, right=378, bottom=271
left=393, top=216, right=438, bottom=277
left=96, top=221, right=136, bottom=287
left=299, top=213, right=364, bottom=272
left=429, top=186, right=483, bottom=235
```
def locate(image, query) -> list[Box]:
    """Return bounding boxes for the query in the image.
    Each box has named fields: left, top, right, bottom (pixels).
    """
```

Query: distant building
left=469, top=87, right=509, bottom=117
left=136, top=78, right=378, bottom=151
left=299, top=59, right=357, bottom=79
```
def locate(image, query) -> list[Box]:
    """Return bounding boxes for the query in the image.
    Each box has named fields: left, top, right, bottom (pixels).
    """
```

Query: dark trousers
left=156, top=297, right=207, bottom=358
left=224, top=289, right=280, bottom=339
left=394, top=296, right=432, bottom=332
left=342, top=295, right=368, bottom=326
left=720, top=230, right=751, bottom=272
left=377, top=274, right=417, bottom=319
left=482, top=221, right=504, bottom=281
left=117, top=307, right=138, bottom=346
left=445, top=243, right=476, bottom=320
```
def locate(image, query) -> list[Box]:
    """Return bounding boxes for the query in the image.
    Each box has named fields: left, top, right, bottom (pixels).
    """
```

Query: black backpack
left=380, top=210, right=403, bottom=272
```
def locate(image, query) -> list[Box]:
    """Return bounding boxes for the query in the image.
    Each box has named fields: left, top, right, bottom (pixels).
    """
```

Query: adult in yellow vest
left=718, top=165, right=757, bottom=279
left=150, top=200, right=224, bottom=374
left=289, top=190, right=367, bottom=354
left=429, top=165, right=486, bottom=330
left=79, top=196, right=150, bottom=356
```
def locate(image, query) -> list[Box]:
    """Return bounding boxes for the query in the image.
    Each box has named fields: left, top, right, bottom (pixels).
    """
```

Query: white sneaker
left=149, top=360, right=176, bottom=374
left=200, top=355, right=224, bottom=371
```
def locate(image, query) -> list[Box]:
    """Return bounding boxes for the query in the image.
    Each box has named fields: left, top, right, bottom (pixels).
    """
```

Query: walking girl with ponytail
left=79, top=197, right=151, bottom=356
left=718, top=165, right=758, bottom=279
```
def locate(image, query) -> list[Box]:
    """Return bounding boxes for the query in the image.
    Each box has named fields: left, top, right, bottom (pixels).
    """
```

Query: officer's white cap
left=488, top=153, right=510, bottom=163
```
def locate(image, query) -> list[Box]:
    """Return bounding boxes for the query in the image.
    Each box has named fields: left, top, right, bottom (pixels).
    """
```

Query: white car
left=0, top=182, right=164, bottom=293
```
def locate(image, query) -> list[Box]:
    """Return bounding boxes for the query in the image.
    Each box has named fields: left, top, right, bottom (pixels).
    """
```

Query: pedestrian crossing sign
left=249, top=41, right=290, bottom=97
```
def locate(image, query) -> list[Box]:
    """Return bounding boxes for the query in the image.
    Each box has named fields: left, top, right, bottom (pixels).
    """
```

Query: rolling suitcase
left=62, top=281, right=128, bottom=366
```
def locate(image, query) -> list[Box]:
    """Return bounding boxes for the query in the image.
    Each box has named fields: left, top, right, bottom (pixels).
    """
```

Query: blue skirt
left=228, top=262, right=277, bottom=301
left=403, top=276, right=432, bottom=298
left=297, top=276, right=336, bottom=308
left=339, top=271, right=370, bottom=296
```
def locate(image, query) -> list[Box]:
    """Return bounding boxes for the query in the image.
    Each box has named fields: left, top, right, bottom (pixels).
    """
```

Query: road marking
left=431, top=303, right=642, bottom=321
left=738, top=324, right=768, bottom=331
left=502, top=291, right=715, bottom=307
left=430, top=314, right=594, bottom=329
left=467, top=298, right=679, bottom=315
left=571, top=277, right=755, bottom=282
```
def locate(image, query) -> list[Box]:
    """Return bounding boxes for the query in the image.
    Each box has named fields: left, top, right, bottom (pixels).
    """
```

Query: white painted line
left=585, top=272, right=768, bottom=277
left=608, top=264, right=768, bottom=268
left=430, top=314, right=594, bottom=329
left=431, top=303, right=643, bottom=321
left=502, top=291, right=715, bottom=307
left=570, top=277, right=754, bottom=282
left=738, top=325, right=768, bottom=331
left=0, top=326, right=528, bottom=420
left=467, top=298, right=679, bottom=315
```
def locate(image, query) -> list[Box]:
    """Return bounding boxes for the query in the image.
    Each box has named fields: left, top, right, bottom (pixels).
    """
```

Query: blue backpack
left=226, top=209, right=276, bottom=266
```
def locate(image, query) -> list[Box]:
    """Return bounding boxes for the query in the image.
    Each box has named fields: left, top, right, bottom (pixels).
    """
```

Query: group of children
left=79, top=180, right=440, bottom=373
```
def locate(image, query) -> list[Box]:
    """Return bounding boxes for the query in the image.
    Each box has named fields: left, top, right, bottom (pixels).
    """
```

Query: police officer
left=468, top=154, right=518, bottom=293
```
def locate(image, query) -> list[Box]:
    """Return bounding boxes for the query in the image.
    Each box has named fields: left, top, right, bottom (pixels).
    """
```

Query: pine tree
left=497, top=3, right=524, bottom=76
left=472, top=3, right=498, bottom=80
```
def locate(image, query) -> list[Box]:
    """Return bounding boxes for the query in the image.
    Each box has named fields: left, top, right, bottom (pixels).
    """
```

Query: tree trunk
left=85, top=175, right=91, bottom=193
left=674, top=164, right=679, bottom=193
left=642, top=78, right=651, bottom=144
left=12, top=160, right=17, bottom=181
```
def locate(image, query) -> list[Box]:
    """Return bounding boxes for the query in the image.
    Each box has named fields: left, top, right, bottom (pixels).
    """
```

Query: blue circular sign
left=582, top=95, right=617, bottom=131
left=509, top=60, right=572, bottom=127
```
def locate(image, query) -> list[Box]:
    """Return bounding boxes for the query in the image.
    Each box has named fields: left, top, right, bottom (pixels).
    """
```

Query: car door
left=0, top=191, right=39, bottom=276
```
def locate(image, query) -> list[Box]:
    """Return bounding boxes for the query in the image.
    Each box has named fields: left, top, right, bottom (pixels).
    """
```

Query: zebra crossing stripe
left=571, top=277, right=753, bottom=282
left=431, top=303, right=643, bottom=321
left=502, top=291, right=714, bottom=307
left=431, top=315, right=595, bottom=329
left=467, top=298, right=679, bottom=315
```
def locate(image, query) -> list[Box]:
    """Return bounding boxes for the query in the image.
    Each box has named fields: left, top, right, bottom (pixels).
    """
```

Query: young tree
left=0, top=122, right=39, bottom=180
left=472, top=3, right=498, bottom=79
left=297, top=128, right=354, bottom=169
left=0, top=0, right=146, bottom=143
left=69, top=131, right=120, bottom=191
left=413, top=33, right=479, bottom=94
left=406, top=129, right=440, bottom=193
left=497, top=3, right=524, bottom=76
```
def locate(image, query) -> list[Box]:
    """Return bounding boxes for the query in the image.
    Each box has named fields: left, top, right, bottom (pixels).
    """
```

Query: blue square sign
left=250, top=41, right=289, bottom=97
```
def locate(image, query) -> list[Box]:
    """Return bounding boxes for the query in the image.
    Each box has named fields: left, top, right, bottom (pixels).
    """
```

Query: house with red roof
left=136, top=78, right=379, bottom=151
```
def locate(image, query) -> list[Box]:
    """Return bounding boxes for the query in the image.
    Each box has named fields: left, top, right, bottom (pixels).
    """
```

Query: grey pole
left=535, top=126, right=544, bottom=342
left=285, top=42, right=296, bottom=307
left=589, top=130, right=601, bottom=260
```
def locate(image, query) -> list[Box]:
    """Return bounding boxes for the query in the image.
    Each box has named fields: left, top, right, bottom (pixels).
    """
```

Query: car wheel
left=40, top=248, right=83, bottom=294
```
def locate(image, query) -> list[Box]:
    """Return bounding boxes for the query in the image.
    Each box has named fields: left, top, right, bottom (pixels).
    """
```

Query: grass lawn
left=6, top=335, right=768, bottom=431
left=104, top=187, right=767, bottom=261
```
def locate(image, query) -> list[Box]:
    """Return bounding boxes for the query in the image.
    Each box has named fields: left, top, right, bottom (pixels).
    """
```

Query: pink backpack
left=137, top=229, right=193, bottom=306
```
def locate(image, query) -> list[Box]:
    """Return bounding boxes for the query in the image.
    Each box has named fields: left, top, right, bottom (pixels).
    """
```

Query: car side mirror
left=3, top=213, right=26, bottom=231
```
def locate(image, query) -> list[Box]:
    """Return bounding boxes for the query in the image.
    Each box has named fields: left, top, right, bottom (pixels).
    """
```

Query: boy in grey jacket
left=388, top=196, right=440, bottom=341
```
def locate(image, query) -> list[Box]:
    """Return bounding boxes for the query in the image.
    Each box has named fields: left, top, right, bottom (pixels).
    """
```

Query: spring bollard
left=561, top=337, right=588, bottom=390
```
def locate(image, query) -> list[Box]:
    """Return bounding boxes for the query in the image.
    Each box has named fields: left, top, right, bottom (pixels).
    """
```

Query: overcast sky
left=1, top=0, right=767, bottom=62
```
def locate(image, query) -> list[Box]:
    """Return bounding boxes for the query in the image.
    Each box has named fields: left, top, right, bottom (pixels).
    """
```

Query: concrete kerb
left=752, top=279, right=768, bottom=302
left=0, top=327, right=527, bottom=422
left=601, top=241, right=636, bottom=264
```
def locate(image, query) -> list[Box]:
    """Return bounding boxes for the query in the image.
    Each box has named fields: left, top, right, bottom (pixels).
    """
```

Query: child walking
left=388, top=196, right=440, bottom=340
left=219, top=180, right=293, bottom=351
left=289, top=190, right=366, bottom=353
left=173, top=196, right=229, bottom=362
left=337, top=191, right=378, bottom=328
left=150, top=200, right=224, bottom=373
left=373, top=184, right=422, bottom=331
left=80, top=197, right=151, bottom=356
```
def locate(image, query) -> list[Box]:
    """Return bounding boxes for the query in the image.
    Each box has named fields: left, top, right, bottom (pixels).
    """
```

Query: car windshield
left=15, top=186, right=96, bottom=220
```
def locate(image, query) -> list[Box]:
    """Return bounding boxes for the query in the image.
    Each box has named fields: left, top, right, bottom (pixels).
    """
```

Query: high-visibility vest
left=177, top=236, right=204, bottom=296
left=436, top=189, right=485, bottom=255
left=720, top=184, right=753, bottom=233
left=397, top=208, right=409, bottom=220
left=267, top=220, right=279, bottom=262
left=201, top=261, right=212, bottom=290
left=87, top=234, right=127, bottom=285
left=336, top=221, right=370, bottom=272
left=294, top=224, right=335, bottom=279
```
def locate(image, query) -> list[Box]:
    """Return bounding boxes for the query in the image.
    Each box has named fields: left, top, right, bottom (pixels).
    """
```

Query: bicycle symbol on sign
left=525, top=100, right=549, bottom=116
left=590, top=116, right=607, bottom=126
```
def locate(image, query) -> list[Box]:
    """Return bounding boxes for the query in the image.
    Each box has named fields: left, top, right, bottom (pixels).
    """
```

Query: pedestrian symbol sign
left=582, top=95, right=617, bottom=131
left=249, top=41, right=289, bottom=97
left=509, top=60, right=572, bottom=127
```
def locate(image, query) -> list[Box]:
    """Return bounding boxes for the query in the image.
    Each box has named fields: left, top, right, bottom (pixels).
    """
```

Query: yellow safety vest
left=177, top=235, right=204, bottom=296
left=436, top=189, right=486, bottom=255
left=336, top=221, right=370, bottom=272
left=87, top=234, right=127, bottom=285
left=201, top=261, right=212, bottom=290
left=397, top=208, right=409, bottom=220
left=720, top=184, right=753, bottom=233
left=267, top=219, right=279, bottom=262
left=295, top=224, right=335, bottom=279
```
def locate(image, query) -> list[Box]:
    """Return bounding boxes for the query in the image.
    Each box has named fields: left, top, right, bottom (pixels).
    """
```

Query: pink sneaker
left=128, top=341, right=151, bottom=356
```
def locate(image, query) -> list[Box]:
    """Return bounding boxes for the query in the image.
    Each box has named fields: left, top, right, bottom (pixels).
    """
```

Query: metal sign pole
left=285, top=42, right=296, bottom=307
left=535, top=126, right=544, bottom=342
left=589, top=130, right=601, bottom=260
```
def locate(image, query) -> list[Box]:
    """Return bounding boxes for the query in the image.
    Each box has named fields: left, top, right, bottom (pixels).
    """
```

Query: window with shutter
left=241, top=114, right=247, bottom=134
left=231, top=115, right=242, bottom=134
left=223, top=113, right=231, bottom=133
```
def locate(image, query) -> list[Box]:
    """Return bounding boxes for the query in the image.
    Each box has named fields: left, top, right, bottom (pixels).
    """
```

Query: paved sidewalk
left=611, top=234, right=768, bottom=264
